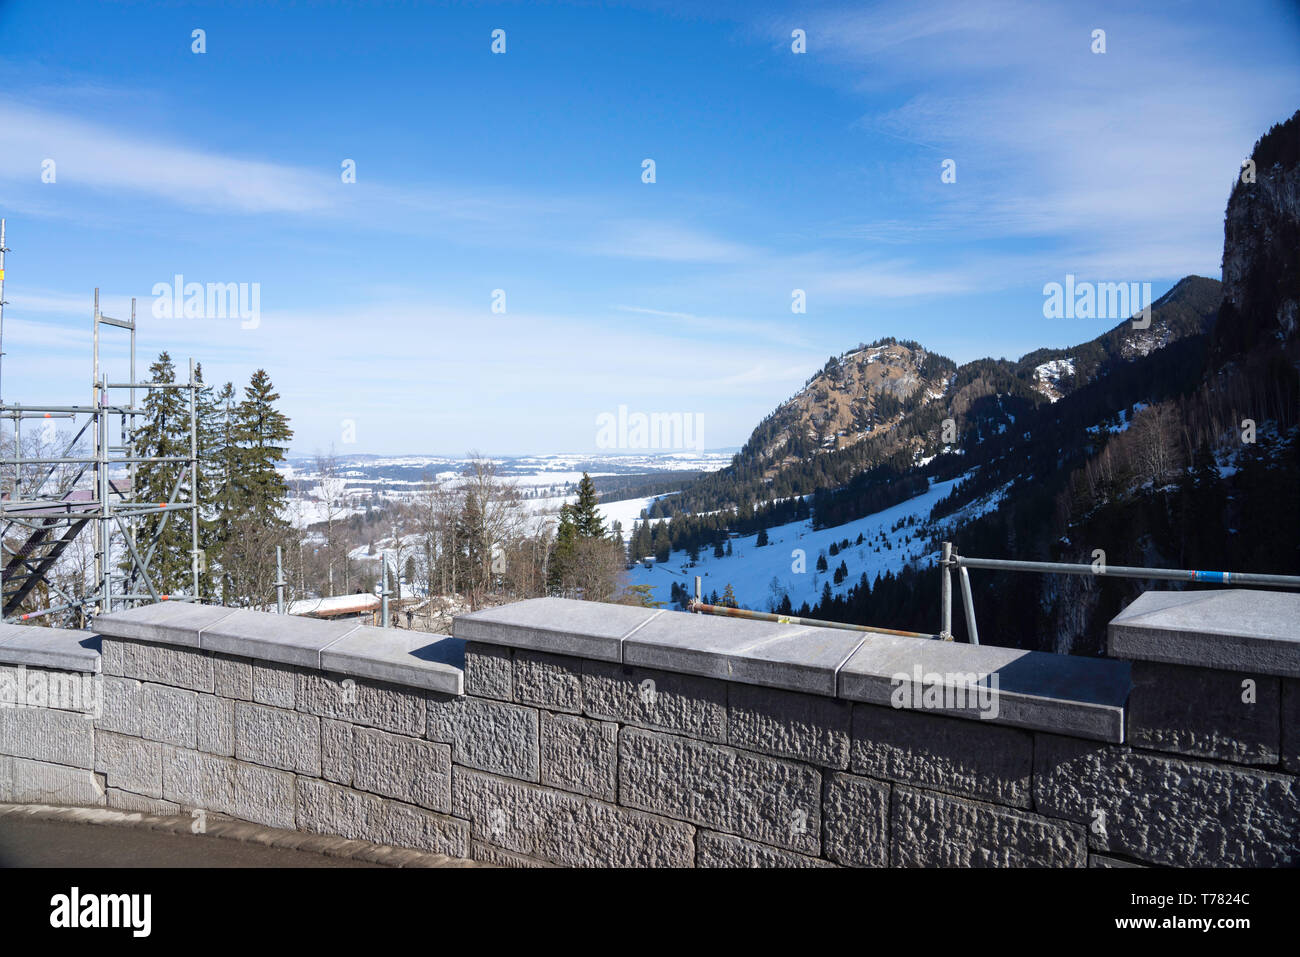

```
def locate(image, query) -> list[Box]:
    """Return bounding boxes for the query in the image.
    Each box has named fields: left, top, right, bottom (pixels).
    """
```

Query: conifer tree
left=547, top=504, right=578, bottom=593
left=126, top=352, right=191, bottom=594
left=233, top=369, right=293, bottom=525
left=570, top=473, right=605, bottom=538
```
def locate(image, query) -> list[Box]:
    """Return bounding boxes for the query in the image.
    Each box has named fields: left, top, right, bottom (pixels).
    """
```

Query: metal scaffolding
left=0, top=265, right=201, bottom=625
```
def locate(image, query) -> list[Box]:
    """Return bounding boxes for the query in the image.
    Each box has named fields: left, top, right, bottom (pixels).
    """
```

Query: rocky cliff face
left=769, top=342, right=944, bottom=456
left=1217, top=109, right=1300, bottom=353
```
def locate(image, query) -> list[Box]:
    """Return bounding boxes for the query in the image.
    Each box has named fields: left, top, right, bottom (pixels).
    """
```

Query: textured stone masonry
left=1, top=590, right=1292, bottom=868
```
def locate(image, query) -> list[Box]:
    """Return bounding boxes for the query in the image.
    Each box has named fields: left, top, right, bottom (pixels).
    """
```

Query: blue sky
left=1, top=0, right=1297, bottom=456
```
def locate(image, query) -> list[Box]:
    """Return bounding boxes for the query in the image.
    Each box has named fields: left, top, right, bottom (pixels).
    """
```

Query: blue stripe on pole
left=1192, top=570, right=1230, bottom=583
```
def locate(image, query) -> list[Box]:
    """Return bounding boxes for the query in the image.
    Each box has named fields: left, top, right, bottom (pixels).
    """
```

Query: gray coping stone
left=453, top=597, right=664, bottom=662
left=198, top=608, right=364, bottom=668
left=1108, top=589, right=1300, bottom=677
left=94, top=601, right=238, bottom=649
left=623, top=610, right=866, bottom=696
left=836, top=633, right=1130, bottom=743
left=319, top=626, right=464, bottom=695
left=0, top=623, right=101, bottom=672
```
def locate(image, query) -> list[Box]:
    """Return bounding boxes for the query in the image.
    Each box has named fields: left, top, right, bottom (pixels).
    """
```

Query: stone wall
left=2, top=589, right=1296, bottom=867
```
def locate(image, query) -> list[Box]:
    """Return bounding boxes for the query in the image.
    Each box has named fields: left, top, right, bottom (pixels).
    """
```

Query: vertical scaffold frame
left=0, top=283, right=201, bottom=625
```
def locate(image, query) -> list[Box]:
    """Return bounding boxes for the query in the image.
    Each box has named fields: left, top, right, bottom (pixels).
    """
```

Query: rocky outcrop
left=1216, top=109, right=1300, bottom=355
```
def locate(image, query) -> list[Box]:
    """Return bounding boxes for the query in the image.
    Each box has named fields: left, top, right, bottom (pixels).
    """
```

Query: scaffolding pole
left=0, top=278, right=202, bottom=624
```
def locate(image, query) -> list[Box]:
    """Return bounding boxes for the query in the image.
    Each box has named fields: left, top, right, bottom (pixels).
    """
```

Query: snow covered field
left=626, top=473, right=1008, bottom=611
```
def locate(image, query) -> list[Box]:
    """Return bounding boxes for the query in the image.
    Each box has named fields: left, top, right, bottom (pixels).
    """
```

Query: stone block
left=112, top=640, right=214, bottom=693
left=106, top=788, right=180, bottom=816
left=213, top=654, right=253, bottom=700
left=426, top=694, right=538, bottom=782
left=96, top=675, right=142, bottom=737
left=295, top=776, right=386, bottom=844
left=471, top=841, right=552, bottom=868
left=1284, top=679, right=1300, bottom=774
left=0, top=702, right=95, bottom=768
left=540, top=711, right=617, bottom=800
left=452, top=767, right=695, bottom=867
left=353, top=726, right=452, bottom=812
left=233, top=761, right=296, bottom=829
left=295, top=777, right=469, bottom=857
left=251, top=661, right=297, bottom=709
left=697, top=831, right=834, bottom=868
left=514, top=649, right=583, bottom=713
left=821, top=771, right=890, bottom=867
left=728, top=683, right=850, bottom=768
left=849, top=703, right=1032, bottom=807
left=1089, top=854, right=1146, bottom=868
left=196, top=694, right=234, bottom=756
left=375, top=800, right=470, bottom=857
left=234, top=702, right=321, bottom=775
left=1033, top=733, right=1300, bottom=867
left=582, top=661, right=726, bottom=742
left=140, top=683, right=198, bottom=748
left=321, top=718, right=353, bottom=785
left=161, top=746, right=235, bottom=813
left=6, top=756, right=105, bottom=806
left=1126, top=660, right=1279, bottom=763
left=617, top=727, right=821, bottom=854
left=296, top=671, right=425, bottom=737
left=94, top=731, right=163, bottom=798
left=464, top=642, right=512, bottom=700
left=892, top=785, right=1086, bottom=867
left=99, top=638, right=134, bottom=678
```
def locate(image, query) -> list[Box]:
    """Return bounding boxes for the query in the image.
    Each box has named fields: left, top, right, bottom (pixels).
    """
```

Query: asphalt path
left=0, top=817, right=383, bottom=867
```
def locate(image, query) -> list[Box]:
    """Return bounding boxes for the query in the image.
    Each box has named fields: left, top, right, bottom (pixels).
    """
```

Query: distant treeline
left=592, top=472, right=706, bottom=504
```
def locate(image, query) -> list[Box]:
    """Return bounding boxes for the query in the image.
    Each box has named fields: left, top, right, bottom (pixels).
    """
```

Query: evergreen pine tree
left=233, top=370, right=293, bottom=525
left=570, top=473, right=605, bottom=538
left=548, top=504, right=578, bottom=593
left=126, top=352, right=191, bottom=594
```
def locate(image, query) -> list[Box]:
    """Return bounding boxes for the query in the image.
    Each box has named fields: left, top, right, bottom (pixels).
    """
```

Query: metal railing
left=938, top=541, right=1300, bottom=645
left=689, top=574, right=940, bottom=640
left=684, top=548, right=1300, bottom=647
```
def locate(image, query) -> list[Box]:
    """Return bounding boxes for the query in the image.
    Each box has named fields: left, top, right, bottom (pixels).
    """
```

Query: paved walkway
left=0, top=816, right=382, bottom=867
left=0, top=804, right=478, bottom=868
